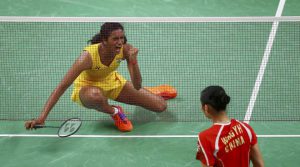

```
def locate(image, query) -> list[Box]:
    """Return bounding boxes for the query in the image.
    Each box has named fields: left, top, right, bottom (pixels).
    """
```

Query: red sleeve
left=242, top=123, right=257, bottom=145
left=196, top=133, right=215, bottom=166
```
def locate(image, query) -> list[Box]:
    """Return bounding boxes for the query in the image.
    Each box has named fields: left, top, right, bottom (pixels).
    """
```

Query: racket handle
left=33, top=125, right=45, bottom=129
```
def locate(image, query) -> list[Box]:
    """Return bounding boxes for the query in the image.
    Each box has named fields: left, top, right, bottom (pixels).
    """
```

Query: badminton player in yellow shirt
left=25, top=22, right=168, bottom=132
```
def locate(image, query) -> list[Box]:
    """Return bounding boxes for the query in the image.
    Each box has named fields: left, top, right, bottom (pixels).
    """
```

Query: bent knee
left=79, top=86, right=106, bottom=107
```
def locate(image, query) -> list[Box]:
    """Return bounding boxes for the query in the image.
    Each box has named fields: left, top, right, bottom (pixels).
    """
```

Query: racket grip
left=33, top=125, right=45, bottom=129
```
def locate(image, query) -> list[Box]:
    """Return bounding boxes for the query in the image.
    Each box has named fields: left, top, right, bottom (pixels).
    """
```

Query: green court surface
left=1, top=121, right=300, bottom=167
left=0, top=0, right=300, bottom=166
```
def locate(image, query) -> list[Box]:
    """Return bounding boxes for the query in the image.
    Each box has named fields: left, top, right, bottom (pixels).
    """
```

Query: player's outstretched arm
left=25, top=51, right=92, bottom=129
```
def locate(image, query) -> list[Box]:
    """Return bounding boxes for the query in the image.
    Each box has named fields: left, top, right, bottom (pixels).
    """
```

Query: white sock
left=112, top=107, right=119, bottom=115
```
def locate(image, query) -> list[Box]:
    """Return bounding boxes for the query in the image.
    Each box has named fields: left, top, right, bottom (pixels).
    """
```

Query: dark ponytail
left=88, top=33, right=101, bottom=44
left=88, top=22, right=127, bottom=44
left=200, top=86, right=231, bottom=112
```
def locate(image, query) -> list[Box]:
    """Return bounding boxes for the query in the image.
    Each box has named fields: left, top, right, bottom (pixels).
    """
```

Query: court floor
left=0, top=0, right=300, bottom=166
left=1, top=121, right=300, bottom=166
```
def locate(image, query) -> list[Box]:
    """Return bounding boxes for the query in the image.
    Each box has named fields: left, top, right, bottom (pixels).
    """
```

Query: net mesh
left=0, top=17, right=299, bottom=122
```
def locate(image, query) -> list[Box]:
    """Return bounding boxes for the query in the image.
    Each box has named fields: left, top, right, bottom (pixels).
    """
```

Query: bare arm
left=25, top=51, right=92, bottom=129
left=123, top=44, right=142, bottom=90
left=250, top=144, right=264, bottom=167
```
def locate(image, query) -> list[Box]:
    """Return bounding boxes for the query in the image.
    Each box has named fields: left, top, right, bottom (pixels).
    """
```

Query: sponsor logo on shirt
left=116, top=58, right=122, bottom=64
left=220, top=124, right=246, bottom=153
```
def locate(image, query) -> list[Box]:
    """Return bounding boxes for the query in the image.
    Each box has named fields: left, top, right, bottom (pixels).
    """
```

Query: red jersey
left=196, top=119, right=257, bottom=167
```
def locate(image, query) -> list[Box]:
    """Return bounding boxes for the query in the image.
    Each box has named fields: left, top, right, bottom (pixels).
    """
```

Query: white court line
left=244, top=0, right=286, bottom=123
left=0, top=134, right=300, bottom=138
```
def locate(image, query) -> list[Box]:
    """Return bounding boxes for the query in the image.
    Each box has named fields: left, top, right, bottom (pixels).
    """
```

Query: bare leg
left=79, top=85, right=133, bottom=132
left=79, top=86, right=114, bottom=114
left=115, top=81, right=167, bottom=112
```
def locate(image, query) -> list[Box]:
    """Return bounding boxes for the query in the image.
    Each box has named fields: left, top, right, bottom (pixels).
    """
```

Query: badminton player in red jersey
left=196, top=86, right=264, bottom=167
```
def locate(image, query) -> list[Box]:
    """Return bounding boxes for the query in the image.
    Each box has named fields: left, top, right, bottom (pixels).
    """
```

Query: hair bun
left=221, top=95, right=231, bottom=105
left=200, top=86, right=230, bottom=112
left=213, top=91, right=230, bottom=106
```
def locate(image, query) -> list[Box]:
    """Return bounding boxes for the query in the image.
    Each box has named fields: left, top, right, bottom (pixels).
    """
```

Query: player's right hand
left=25, top=119, right=44, bottom=130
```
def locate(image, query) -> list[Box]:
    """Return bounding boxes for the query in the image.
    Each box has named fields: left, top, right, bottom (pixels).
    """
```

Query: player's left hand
left=129, top=47, right=138, bottom=64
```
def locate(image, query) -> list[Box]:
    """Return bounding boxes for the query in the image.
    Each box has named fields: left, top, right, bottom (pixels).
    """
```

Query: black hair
left=200, top=86, right=231, bottom=112
left=88, top=22, right=127, bottom=44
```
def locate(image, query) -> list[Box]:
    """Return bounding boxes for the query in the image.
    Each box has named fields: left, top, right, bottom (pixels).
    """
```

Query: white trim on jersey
left=237, top=120, right=253, bottom=142
left=213, top=122, right=231, bottom=126
left=214, top=125, right=225, bottom=157
left=198, top=136, right=210, bottom=166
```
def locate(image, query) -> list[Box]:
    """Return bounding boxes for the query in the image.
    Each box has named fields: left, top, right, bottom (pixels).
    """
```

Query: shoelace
left=118, top=112, right=127, bottom=121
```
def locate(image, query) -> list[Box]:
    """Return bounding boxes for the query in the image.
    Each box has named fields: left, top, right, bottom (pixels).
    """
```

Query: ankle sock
left=112, top=107, right=119, bottom=115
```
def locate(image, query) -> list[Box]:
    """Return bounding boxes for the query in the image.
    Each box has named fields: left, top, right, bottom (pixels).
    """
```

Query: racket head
left=57, top=118, right=82, bottom=137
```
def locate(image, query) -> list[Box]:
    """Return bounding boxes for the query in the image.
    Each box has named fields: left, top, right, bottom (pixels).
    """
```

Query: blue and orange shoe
left=111, top=106, right=133, bottom=132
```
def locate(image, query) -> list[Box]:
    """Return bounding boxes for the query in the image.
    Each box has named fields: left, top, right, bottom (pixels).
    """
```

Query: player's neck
left=212, top=112, right=230, bottom=124
left=99, top=43, right=114, bottom=58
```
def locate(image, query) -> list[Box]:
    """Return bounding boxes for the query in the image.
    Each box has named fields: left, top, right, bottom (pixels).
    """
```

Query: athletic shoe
left=144, top=84, right=177, bottom=100
left=111, top=106, right=133, bottom=132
